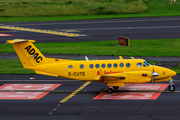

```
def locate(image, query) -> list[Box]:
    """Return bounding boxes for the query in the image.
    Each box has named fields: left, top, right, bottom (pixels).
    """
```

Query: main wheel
left=107, top=88, right=113, bottom=94
left=169, top=85, right=175, bottom=91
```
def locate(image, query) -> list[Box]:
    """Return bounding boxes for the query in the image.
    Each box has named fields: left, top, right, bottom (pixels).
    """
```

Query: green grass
left=0, top=0, right=147, bottom=17
left=0, top=0, right=180, bottom=22
left=0, top=59, right=35, bottom=74
left=1, top=38, right=180, bottom=57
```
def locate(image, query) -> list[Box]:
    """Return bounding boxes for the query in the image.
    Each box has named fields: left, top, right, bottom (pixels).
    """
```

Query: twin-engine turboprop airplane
left=6, top=39, right=177, bottom=94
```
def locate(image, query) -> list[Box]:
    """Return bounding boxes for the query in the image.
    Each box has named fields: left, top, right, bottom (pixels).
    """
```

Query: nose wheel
left=169, top=79, right=175, bottom=91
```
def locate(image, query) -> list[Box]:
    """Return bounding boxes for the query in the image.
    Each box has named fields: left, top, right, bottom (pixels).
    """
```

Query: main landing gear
left=169, top=79, right=175, bottom=91
left=106, top=86, right=119, bottom=94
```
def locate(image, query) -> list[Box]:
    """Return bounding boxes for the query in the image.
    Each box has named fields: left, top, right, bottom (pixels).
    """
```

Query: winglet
left=94, top=69, right=105, bottom=81
left=85, top=56, right=89, bottom=61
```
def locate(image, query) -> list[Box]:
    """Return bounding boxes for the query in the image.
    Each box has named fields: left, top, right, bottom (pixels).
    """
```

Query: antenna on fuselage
left=85, top=56, right=89, bottom=61
left=119, top=56, right=123, bottom=59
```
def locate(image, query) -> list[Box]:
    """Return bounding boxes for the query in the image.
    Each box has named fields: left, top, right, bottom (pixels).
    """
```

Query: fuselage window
left=80, top=64, right=84, bottom=69
left=126, top=63, right=130, bottom=68
left=107, top=63, right=112, bottom=68
left=120, top=63, right=124, bottom=67
left=143, top=64, right=146, bottom=67
left=137, top=63, right=142, bottom=67
left=101, top=64, right=106, bottom=68
left=68, top=65, right=73, bottom=69
left=113, top=63, right=118, bottom=68
left=89, top=64, right=94, bottom=69
left=95, top=64, right=100, bottom=68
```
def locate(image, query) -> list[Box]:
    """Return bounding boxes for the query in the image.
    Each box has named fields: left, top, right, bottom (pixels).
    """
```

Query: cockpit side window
left=143, top=64, right=146, bottom=67
left=143, top=61, right=150, bottom=67
left=137, top=63, right=142, bottom=67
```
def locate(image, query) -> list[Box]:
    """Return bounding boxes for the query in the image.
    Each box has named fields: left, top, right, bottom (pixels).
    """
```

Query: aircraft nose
left=167, top=69, right=176, bottom=77
left=162, top=69, right=176, bottom=78
left=153, top=66, right=176, bottom=79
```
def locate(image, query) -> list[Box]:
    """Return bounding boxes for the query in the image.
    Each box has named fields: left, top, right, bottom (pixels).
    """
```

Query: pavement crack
left=136, top=100, right=147, bottom=112
left=97, top=100, right=110, bottom=112
left=148, top=114, right=156, bottom=120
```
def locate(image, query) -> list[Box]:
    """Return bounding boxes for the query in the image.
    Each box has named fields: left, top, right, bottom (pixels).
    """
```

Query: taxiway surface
left=0, top=75, right=180, bottom=120
left=1, top=16, right=180, bottom=43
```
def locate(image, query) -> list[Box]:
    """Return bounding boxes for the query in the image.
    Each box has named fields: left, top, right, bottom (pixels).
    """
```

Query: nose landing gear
left=169, top=79, right=175, bottom=91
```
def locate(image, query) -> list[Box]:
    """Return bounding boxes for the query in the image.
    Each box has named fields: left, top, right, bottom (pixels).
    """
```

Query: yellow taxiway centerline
left=0, top=26, right=86, bottom=37
left=60, top=81, right=91, bottom=103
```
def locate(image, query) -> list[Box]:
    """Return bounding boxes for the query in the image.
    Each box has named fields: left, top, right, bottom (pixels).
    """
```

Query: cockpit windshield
left=143, top=61, right=150, bottom=67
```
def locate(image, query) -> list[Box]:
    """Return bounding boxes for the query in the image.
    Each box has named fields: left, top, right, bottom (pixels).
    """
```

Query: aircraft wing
left=94, top=70, right=152, bottom=86
left=94, top=73, right=126, bottom=81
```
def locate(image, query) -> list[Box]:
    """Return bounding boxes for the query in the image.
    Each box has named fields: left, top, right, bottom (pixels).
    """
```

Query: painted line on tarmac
left=72, top=26, right=180, bottom=31
left=4, top=18, right=180, bottom=26
left=0, top=84, right=61, bottom=100
left=0, top=26, right=86, bottom=37
left=60, top=81, right=91, bottom=103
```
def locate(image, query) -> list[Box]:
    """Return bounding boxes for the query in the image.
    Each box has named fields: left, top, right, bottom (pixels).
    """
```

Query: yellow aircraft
left=6, top=39, right=177, bottom=94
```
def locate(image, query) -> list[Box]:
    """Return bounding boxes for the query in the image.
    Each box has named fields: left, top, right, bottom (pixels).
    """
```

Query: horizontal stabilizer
left=6, top=39, right=35, bottom=44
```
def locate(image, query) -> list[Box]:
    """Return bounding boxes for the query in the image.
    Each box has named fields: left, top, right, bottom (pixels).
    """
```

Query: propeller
left=152, top=69, right=155, bottom=83
left=151, top=68, right=159, bottom=83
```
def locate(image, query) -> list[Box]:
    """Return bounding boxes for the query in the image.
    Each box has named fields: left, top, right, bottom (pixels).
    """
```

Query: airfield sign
left=119, top=36, right=130, bottom=46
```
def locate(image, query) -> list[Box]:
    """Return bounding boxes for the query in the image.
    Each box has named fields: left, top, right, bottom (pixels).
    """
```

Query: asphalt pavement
left=1, top=16, right=180, bottom=43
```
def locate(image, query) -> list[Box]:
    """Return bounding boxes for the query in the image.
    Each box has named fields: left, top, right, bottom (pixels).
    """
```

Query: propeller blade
left=151, top=68, right=159, bottom=83
left=152, top=75, right=154, bottom=83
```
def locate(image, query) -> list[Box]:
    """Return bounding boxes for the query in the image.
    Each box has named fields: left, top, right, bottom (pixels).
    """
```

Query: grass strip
left=0, top=0, right=180, bottom=22
left=1, top=38, right=180, bottom=57
left=0, top=0, right=147, bottom=17
left=0, top=59, right=35, bottom=74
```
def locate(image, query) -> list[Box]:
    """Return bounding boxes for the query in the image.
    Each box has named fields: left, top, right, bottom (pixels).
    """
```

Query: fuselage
left=28, top=59, right=176, bottom=83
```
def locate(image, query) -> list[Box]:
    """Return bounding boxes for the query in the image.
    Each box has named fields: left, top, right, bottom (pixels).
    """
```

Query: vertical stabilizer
left=6, top=39, right=47, bottom=67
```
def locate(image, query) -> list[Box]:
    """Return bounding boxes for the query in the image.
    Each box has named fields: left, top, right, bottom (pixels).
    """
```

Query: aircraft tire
left=169, top=85, right=175, bottom=91
left=107, top=88, right=113, bottom=94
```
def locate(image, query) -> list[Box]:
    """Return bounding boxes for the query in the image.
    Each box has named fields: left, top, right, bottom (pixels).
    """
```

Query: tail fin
left=6, top=39, right=47, bottom=67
